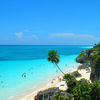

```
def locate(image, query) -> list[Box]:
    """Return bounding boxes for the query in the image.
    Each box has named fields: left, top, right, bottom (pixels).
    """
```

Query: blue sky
left=0, top=0, right=100, bottom=45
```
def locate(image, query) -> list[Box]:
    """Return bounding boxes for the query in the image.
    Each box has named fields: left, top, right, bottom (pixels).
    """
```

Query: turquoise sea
left=0, top=45, right=91, bottom=100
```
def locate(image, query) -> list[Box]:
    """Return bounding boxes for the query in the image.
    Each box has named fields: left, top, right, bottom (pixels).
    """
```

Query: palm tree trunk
left=55, top=63, right=65, bottom=75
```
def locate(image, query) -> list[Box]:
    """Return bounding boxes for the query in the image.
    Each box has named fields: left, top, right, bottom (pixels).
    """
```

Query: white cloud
left=49, top=33, right=100, bottom=45
left=76, top=34, right=95, bottom=39
left=51, top=33, right=74, bottom=37
left=50, top=33, right=95, bottom=39
left=15, top=32, right=23, bottom=38
left=15, top=31, right=38, bottom=41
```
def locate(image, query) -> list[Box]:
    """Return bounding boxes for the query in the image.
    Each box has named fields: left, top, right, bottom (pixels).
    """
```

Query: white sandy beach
left=8, top=65, right=91, bottom=100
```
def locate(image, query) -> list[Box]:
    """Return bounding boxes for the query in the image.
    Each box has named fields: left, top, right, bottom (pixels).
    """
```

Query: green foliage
left=78, top=50, right=85, bottom=57
left=72, top=83, right=91, bottom=100
left=47, top=50, right=65, bottom=74
left=59, top=95, right=66, bottom=100
left=63, top=74, right=75, bottom=81
left=53, top=93, right=59, bottom=100
left=41, top=87, right=57, bottom=93
left=66, top=77, right=100, bottom=100
left=93, top=43, right=100, bottom=49
left=86, top=48, right=93, bottom=52
left=94, top=55, right=100, bottom=66
left=78, top=78, right=88, bottom=84
left=67, top=78, right=77, bottom=88
left=77, top=43, right=100, bottom=65
left=53, top=91, right=73, bottom=100
left=76, top=43, right=100, bottom=82
left=63, top=73, right=100, bottom=100
left=48, top=50, right=59, bottom=64
left=88, top=43, right=100, bottom=65
left=90, top=53, right=100, bottom=74
left=90, top=81, right=100, bottom=100
left=71, top=71, right=81, bottom=77
left=53, top=94, right=67, bottom=100
left=64, top=74, right=78, bottom=93
left=67, top=78, right=78, bottom=93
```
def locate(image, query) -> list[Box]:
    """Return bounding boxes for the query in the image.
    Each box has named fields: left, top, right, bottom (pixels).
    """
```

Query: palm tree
left=47, top=50, right=65, bottom=75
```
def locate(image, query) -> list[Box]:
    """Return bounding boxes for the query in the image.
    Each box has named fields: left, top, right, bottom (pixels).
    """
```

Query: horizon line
left=0, top=44, right=93, bottom=46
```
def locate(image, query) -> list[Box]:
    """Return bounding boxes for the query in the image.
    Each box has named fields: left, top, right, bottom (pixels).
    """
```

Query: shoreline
left=8, top=64, right=81, bottom=100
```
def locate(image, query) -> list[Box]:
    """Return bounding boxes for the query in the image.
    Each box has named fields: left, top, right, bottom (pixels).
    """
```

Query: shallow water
left=0, top=45, right=90, bottom=100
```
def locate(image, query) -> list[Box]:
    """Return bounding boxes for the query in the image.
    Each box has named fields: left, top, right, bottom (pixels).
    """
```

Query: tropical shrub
left=67, top=78, right=77, bottom=88
left=71, top=71, right=81, bottom=77
left=63, top=74, right=78, bottom=93
left=67, top=78, right=78, bottom=93
left=53, top=94, right=67, bottom=100
left=78, top=78, right=88, bottom=84
left=72, top=83, right=91, bottom=100
left=90, top=81, right=100, bottom=100
left=63, top=74, right=75, bottom=81
left=53, top=91, right=73, bottom=100
left=94, top=55, right=100, bottom=67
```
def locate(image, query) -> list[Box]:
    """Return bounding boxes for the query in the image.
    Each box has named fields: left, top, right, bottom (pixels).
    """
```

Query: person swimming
left=22, top=72, right=26, bottom=78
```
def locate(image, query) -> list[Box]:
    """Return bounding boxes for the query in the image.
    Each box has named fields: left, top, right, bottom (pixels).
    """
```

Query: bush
left=53, top=91, right=73, bottom=100
left=90, top=81, right=100, bottom=100
left=67, top=79, right=77, bottom=88
left=71, top=71, right=81, bottom=77
left=78, top=78, right=88, bottom=84
left=53, top=95, right=67, bottom=100
left=72, top=83, right=91, bottom=100
left=95, top=55, right=100, bottom=67
left=67, top=78, right=78, bottom=93
left=64, top=74, right=78, bottom=93
left=63, top=74, right=75, bottom=81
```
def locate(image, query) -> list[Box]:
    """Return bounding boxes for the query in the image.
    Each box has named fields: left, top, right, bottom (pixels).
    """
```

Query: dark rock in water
left=36, top=88, right=72, bottom=100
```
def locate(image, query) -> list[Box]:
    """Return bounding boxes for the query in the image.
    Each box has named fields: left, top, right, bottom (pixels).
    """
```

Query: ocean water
left=0, top=45, right=90, bottom=100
